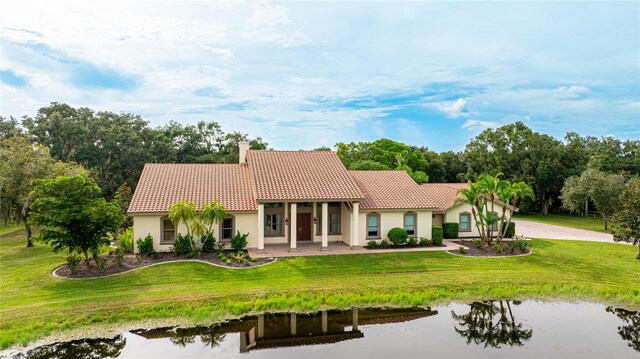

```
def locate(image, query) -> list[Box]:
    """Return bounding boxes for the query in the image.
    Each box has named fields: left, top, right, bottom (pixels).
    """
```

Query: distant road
left=511, top=218, right=616, bottom=243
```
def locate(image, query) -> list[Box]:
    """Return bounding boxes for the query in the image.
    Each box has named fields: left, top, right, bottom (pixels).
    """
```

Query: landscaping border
left=51, top=257, right=279, bottom=280
left=445, top=249, right=533, bottom=258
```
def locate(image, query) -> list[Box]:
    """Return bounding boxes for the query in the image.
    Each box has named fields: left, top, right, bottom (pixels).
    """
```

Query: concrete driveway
left=511, top=218, right=615, bottom=243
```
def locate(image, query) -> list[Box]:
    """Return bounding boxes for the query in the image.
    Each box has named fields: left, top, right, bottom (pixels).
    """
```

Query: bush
left=443, top=223, right=459, bottom=239
left=66, top=252, right=82, bottom=271
left=502, top=222, right=516, bottom=238
left=458, top=246, right=467, bottom=254
left=187, top=247, right=201, bottom=259
left=230, top=231, right=248, bottom=251
left=407, top=237, right=418, bottom=247
left=492, top=243, right=503, bottom=254
left=201, top=232, right=216, bottom=252
left=136, top=234, right=155, bottom=257
left=432, top=226, right=443, bottom=246
left=367, top=240, right=378, bottom=248
left=92, top=250, right=106, bottom=271
left=418, top=237, right=432, bottom=246
left=113, top=248, right=126, bottom=267
left=225, top=259, right=232, bottom=265
left=387, top=227, right=408, bottom=246
left=379, top=239, right=391, bottom=248
left=509, top=235, right=530, bottom=252
left=171, top=234, right=193, bottom=255
left=118, top=227, right=134, bottom=253
left=471, top=238, right=484, bottom=249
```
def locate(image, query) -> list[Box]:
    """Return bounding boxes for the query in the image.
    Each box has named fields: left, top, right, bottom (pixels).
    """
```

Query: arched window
left=220, top=214, right=236, bottom=241
left=404, top=212, right=417, bottom=237
left=161, top=216, right=176, bottom=244
left=459, top=212, right=471, bottom=232
left=366, top=213, right=381, bottom=239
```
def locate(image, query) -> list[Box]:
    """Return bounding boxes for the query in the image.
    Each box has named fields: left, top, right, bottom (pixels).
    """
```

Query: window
left=220, top=215, right=235, bottom=240
left=316, top=202, right=341, bottom=234
left=161, top=217, right=176, bottom=243
left=366, top=213, right=381, bottom=238
left=404, top=212, right=417, bottom=237
left=459, top=213, right=471, bottom=232
left=265, top=203, right=284, bottom=236
left=491, top=212, right=499, bottom=231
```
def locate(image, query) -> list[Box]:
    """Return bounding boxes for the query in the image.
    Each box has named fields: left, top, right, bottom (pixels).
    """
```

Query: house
left=128, top=143, right=511, bottom=253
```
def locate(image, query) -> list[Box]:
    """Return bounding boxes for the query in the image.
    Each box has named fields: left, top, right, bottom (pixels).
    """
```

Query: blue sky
left=1, top=1, right=638, bottom=152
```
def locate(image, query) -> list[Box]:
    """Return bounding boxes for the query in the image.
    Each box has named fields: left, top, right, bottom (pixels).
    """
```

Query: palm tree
left=498, top=181, right=534, bottom=240
left=200, top=200, right=227, bottom=234
left=456, top=182, right=486, bottom=242
left=168, top=199, right=196, bottom=236
left=477, top=173, right=504, bottom=243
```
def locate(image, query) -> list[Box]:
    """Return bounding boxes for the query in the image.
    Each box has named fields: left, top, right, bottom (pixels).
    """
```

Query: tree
left=168, top=199, right=196, bottom=236
left=560, top=168, right=627, bottom=230
left=609, top=178, right=640, bottom=259
left=200, top=200, right=227, bottom=234
left=28, top=176, right=124, bottom=261
left=116, top=182, right=134, bottom=229
left=0, top=136, right=86, bottom=246
left=606, top=306, right=640, bottom=351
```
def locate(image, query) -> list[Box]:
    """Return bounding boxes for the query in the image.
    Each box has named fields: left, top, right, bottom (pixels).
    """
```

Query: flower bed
left=54, top=251, right=275, bottom=279
left=448, top=239, right=531, bottom=257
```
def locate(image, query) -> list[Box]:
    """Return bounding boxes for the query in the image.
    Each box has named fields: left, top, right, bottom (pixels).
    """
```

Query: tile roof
left=419, top=183, right=469, bottom=211
left=246, top=150, right=364, bottom=201
left=348, top=171, right=438, bottom=210
left=128, top=163, right=256, bottom=214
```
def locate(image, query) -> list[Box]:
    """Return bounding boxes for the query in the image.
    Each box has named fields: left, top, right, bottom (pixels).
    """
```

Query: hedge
left=443, top=222, right=459, bottom=239
left=432, top=226, right=443, bottom=246
left=387, top=227, right=408, bottom=246
left=502, top=221, right=516, bottom=237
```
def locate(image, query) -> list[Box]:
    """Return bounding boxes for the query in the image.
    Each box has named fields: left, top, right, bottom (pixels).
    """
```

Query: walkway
left=511, top=218, right=615, bottom=243
left=248, top=240, right=464, bottom=259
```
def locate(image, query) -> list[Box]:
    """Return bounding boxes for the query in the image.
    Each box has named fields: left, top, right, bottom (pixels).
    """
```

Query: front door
left=297, top=213, right=311, bottom=241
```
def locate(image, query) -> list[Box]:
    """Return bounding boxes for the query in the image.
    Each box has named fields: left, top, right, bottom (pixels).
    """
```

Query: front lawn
left=1, top=229, right=638, bottom=350
left=515, top=213, right=609, bottom=233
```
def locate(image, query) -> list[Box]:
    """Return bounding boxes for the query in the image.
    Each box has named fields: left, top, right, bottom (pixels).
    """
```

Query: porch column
left=321, top=310, right=328, bottom=333
left=290, top=313, right=297, bottom=336
left=258, top=314, right=264, bottom=338
left=284, top=202, right=289, bottom=243
left=351, top=202, right=359, bottom=247
left=290, top=203, right=297, bottom=251
left=321, top=202, right=329, bottom=250
left=258, top=204, right=265, bottom=252
left=352, top=308, right=359, bottom=331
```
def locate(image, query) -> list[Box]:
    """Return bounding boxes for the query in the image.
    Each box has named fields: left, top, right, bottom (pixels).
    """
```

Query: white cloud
left=553, top=85, right=591, bottom=100
left=462, top=119, right=499, bottom=131
left=437, top=98, right=469, bottom=118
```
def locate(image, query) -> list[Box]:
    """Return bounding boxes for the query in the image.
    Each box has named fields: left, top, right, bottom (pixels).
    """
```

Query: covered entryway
left=296, top=213, right=311, bottom=241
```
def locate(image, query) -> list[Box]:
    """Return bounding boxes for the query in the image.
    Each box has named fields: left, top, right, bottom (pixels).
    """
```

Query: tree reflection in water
left=167, top=325, right=227, bottom=348
left=606, top=306, right=640, bottom=353
left=12, top=335, right=126, bottom=359
left=451, top=300, right=533, bottom=348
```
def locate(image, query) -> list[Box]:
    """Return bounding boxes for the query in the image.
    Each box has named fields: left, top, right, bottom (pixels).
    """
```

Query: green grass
left=0, top=223, right=21, bottom=236
left=1, top=229, right=638, bottom=350
left=516, top=213, right=609, bottom=233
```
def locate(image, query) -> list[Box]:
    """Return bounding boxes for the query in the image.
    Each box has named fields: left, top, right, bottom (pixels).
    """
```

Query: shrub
left=251, top=257, right=257, bottom=262
left=443, top=223, right=459, bottom=239
left=509, top=235, right=530, bottom=252
left=367, top=240, right=378, bottom=248
left=113, top=248, right=126, bottom=267
left=136, top=234, right=155, bottom=257
left=225, top=259, right=232, bottom=265
left=492, top=243, right=503, bottom=254
left=230, top=231, right=249, bottom=251
left=118, top=227, right=134, bottom=253
left=92, top=250, right=106, bottom=271
left=243, top=259, right=249, bottom=266
left=201, top=232, right=216, bottom=252
left=187, top=247, right=201, bottom=259
left=387, top=227, right=408, bottom=246
left=418, top=237, right=432, bottom=246
left=379, top=239, right=391, bottom=248
left=501, top=222, right=516, bottom=238
left=215, top=241, right=229, bottom=254
left=432, top=226, right=443, bottom=246
left=458, top=246, right=467, bottom=254
left=66, top=252, right=82, bottom=271
left=471, top=238, right=484, bottom=249
left=171, top=234, right=193, bottom=255
left=407, top=237, right=418, bottom=247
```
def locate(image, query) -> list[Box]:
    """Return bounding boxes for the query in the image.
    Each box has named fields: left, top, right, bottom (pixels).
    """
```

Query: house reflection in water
left=132, top=308, right=438, bottom=353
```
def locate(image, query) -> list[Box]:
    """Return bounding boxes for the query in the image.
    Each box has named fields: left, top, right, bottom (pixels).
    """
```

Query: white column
left=258, top=204, right=265, bottom=251
left=258, top=314, right=264, bottom=338
left=351, top=202, right=359, bottom=247
left=352, top=308, right=359, bottom=331
left=290, top=313, right=297, bottom=336
left=312, top=202, right=317, bottom=239
left=284, top=202, right=289, bottom=243
left=321, top=202, right=329, bottom=249
left=322, top=310, right=328, bottom=333
left=290, top=203, right=297, bottom=251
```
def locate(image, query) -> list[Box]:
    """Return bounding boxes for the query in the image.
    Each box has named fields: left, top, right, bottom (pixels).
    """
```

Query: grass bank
left=515, top=213, right=609, bottom=233
left=1, top=229, right=638, bottom=350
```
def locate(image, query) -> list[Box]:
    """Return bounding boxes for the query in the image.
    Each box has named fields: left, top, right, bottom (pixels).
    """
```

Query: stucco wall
left=444, top=203, right=512, bottom=238
left=358, top=210, right=433, bottom=243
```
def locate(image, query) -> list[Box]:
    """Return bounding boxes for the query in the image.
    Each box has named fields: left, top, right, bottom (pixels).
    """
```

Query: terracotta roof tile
left=128, top=163, right=256, bottom=214
left=348, top=171, right=437, bottom=210
left=419, top=183, right=469, bottom=211
left=247, top=150, right=364, bottom=201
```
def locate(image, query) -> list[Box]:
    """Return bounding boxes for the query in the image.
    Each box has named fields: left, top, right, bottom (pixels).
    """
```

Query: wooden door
left=297, top=213, right=311, bottom=241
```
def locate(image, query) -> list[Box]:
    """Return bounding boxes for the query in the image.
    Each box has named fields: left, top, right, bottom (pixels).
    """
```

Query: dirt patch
left=54, top=251, right=275, bottom=279
left=448, top=240, right=531, bottom=257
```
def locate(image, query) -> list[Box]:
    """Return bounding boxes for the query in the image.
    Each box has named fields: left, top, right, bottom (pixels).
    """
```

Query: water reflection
left=12, top=335, right=125, bottom=359
left=451, top=300, right=533, bottom=348
left=132, top=307, right=437, bottom=352
left=607, top=306, right=640, bottom=352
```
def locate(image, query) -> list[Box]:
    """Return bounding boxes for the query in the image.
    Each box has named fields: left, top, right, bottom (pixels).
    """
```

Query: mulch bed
left=448, top=240, right=531, bottom=257
left=365, top=244, right=446, bottom=250
left=55, top=251, right=275, bottom=279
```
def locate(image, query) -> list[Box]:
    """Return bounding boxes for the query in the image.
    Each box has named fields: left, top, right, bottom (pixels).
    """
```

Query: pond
left=6, top=301, right=639, bottom=358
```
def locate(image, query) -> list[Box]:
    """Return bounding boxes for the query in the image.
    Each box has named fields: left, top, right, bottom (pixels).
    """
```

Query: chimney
left=239, top=141, right=250, bottom=164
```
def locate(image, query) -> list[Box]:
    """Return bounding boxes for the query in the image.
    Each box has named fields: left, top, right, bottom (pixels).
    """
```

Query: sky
left=1, top=1, right=638, bottom=152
